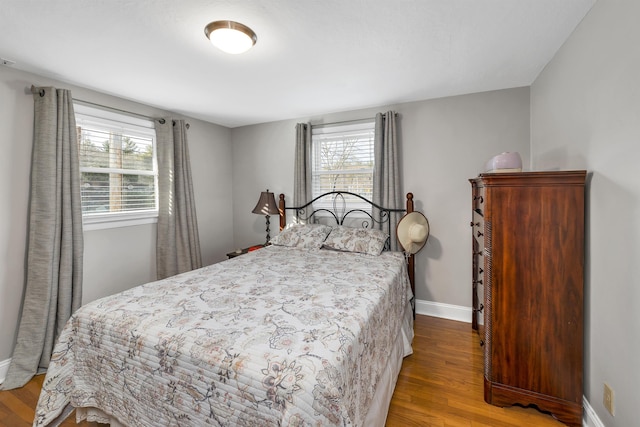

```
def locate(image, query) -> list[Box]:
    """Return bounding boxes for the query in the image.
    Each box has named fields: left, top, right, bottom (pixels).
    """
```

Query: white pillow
left=322, top=226, right=388, bottom=256
left=270, top=224, right=332, bottom=249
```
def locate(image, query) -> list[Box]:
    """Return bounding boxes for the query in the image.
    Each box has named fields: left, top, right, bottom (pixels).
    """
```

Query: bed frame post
left=279, top=194, right=286, bottom=231
left=405, top=193, right=415, bottom=298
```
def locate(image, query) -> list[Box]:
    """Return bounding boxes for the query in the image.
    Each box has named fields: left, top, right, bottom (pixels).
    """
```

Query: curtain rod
left=310, top=112, right=398, bottom=129
left=73, top=98, right=159, bottom=122
left=30, top=85, right=189, bottom=128
left=74, top=98, right=190, bottom=128
left=311, top=117, right=374, bottom=129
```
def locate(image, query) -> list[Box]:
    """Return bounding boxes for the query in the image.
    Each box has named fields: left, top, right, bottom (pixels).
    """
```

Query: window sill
left=83, top=212, right=158, bottom=231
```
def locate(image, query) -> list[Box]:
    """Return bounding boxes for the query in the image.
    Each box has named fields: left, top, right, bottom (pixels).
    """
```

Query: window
left=75, top=103, right=158, bottom=229
left=311, top=120, right=375, bottom=212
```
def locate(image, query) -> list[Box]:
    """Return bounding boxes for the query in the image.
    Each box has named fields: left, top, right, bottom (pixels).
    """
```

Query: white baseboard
left=583, top=397, right=605, bottom=427
left=0, top=358, right=10, bottom=384
left=415, top=298, right=472, bottom=323
left=414, top=299, right=604, bottom=427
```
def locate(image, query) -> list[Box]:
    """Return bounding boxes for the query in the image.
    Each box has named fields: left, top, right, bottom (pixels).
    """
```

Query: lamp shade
left=252, top=190, right=279, bottom=216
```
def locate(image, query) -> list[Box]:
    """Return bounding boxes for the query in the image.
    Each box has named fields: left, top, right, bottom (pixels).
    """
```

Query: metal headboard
left=278, top=191, right=417, bottom=303
left=278, top=191, right=407, bottom=251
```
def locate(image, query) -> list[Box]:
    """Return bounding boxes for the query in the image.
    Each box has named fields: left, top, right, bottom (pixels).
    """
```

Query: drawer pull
left=474, top=195, right=484, bottom=203
left=478, top=303, right=484, bottom=313
left=479, top=268, right=484, bottom=274
left=474, top=280, right=483, bottom=285
left=470, top=221, right=480, bottom=227
left=477, top=230, right=484, bottom=237
left=474, top=251, right=483, bottom=256
left=480, top=339, right=485, bottom=347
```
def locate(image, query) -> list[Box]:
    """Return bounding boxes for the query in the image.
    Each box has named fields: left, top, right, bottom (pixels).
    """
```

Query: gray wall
left=530, top=0, right=639, bottom=425
left=231, top=87, right=531, bottom=308
left=0, top=66, right=234, bottom=363
left=3, top=6, right=632, bottom=423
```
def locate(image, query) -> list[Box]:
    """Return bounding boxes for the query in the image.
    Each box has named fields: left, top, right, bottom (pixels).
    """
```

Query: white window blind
left=311, top=120, right=375, bottom=211
left=75, top=103, right=158, bottom=226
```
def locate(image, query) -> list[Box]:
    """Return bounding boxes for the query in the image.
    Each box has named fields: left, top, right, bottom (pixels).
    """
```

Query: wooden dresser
left=469, top=170, right=586, bottom=427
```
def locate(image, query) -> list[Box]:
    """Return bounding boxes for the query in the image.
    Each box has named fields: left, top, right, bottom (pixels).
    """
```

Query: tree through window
left=311, top=120, right=375, bottom=211
left=75, top=103, right=158, bottom=221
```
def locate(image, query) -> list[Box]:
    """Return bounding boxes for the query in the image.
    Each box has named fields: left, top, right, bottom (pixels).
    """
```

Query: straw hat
left=396, top=211, right=429, bottom=254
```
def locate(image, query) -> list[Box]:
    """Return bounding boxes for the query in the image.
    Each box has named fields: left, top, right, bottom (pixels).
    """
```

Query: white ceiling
left=0, top=0, right=595, bottom=128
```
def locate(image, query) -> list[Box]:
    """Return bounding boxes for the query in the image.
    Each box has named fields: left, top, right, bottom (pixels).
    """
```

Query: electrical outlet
left=603, top=383, right=614, bottom=416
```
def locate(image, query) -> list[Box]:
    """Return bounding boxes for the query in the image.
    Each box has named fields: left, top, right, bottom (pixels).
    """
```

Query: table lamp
left=252, top=189, right=279, bottom=244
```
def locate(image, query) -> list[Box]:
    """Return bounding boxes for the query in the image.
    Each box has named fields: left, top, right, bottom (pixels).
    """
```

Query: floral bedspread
left=33, top=245, right=412, bottom=427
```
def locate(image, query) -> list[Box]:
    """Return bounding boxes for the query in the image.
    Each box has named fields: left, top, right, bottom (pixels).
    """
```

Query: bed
left=33, top=192, right=416, bottom=427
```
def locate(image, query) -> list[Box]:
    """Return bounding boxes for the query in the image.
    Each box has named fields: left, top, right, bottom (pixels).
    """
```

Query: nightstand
left=226, top=244, right=265, bottom=259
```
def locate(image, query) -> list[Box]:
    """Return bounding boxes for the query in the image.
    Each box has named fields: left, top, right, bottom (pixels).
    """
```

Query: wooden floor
left=386, top=315, right=565, bottom=426
left=0, top=315, right=564, bottom=427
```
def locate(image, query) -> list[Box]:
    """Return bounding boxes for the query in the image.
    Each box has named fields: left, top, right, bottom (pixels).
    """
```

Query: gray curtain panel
left=373, top=111, right=402, bottom=251
left=156, top=119, right=202, bottom=280
left=293, top=122, right=312, bottom=209
left=1, top=87, right=84, bottom=390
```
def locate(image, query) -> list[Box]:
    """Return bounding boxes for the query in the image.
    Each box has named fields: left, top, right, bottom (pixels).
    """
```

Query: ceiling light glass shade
left=204, top=20, right=257, bottom=54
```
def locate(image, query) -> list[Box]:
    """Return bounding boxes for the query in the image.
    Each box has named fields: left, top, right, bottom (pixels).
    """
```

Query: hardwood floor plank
left=0, top=315, right=566, bottom=426
left=385, top=315, right=565, bottom=427
left=0, top=392, right=34, bottom=424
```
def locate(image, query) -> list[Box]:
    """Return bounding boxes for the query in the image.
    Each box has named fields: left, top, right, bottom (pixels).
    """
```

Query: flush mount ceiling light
left=204, top=20, right=257, bottom=54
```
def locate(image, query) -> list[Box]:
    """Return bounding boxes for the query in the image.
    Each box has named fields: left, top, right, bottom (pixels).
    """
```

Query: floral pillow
left=270, top=223, right=332, bottom=249
left=322, top=226, right=388, bottom=256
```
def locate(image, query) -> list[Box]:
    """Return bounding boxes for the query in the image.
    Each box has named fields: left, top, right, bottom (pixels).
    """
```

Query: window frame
left=311, top=120, right=375, bottom=216
left=74, top=103, right=159, bottom=230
